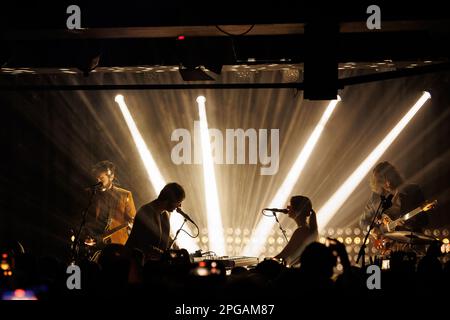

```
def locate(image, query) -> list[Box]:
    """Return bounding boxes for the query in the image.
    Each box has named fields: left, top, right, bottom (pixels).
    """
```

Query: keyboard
left=192, top=255, right=259, bottom=269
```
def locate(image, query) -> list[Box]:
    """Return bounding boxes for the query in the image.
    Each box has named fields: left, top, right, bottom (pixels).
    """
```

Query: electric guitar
left=84, top=221, right=133, bottom=247
left=373, top=200, right=437, bottom=252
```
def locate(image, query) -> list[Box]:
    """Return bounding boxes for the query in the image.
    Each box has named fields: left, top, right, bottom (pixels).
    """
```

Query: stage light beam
left=242, top=97, right=341, bottom=257
left=316, top=91, right=431, bottom=231
left=197, top=95, right=226, bottom=255
left=114, top=94, right=199, bottom=252
left=115, top=94, right=165, bottom=192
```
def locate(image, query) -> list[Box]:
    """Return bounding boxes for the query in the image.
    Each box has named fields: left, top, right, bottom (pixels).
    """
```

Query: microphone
left=263, top=208, right=289, bottom=213
left=88, top=181, right=103, bottom=189
left=90, top=181, right=103, bottom=188
left=380, top=194, right=394, bottom=210
left=175, top=207, right=196, bottom=224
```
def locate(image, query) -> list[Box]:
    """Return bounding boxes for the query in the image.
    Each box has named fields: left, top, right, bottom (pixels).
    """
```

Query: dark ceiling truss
left=1, top=2, right=449, bottom=98
left=1, top=62, right=450, bottom=91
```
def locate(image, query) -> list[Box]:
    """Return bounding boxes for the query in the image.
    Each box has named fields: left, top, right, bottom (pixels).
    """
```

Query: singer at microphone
left=273, top=196, right=318, bottom=266
left=359, top=161, right=428, bottom=235
left=126, top=182, right=186, bottom=258
left=84, top=160, right=136, bottom=246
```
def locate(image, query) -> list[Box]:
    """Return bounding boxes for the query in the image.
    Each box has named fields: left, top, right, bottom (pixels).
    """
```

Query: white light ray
left=197, top=95, right=226, bottom=255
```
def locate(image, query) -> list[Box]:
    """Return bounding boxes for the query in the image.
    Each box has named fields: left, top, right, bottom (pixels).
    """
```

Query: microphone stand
left=70, top=186, right=98, bottom=263
left=356, top=196, right=391, bottom=268
left=273, top=212, right=289, bottom=243
left=169, top=218, right=187, bottom=250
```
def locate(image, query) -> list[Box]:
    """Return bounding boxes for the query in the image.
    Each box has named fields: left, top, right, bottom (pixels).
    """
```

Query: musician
left=274, top=196, right=318, bottom=266
left=84, top=160, right=136, bottom=247
left=360, top=161, right=428, bottom=239
left=126, top=183, right=184, bottom=261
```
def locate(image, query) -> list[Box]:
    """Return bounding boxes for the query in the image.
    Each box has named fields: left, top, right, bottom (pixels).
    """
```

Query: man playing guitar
left=360, top=161, right=428, bottom=253
left=84, top=161, right=136, bottom=248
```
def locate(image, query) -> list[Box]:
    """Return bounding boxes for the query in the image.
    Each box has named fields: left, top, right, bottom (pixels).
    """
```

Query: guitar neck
left=400, top=207, right=422, bottom=222
left=103, top=223, right=128, bottom=240
left=387, top=204, right=429, bottom=230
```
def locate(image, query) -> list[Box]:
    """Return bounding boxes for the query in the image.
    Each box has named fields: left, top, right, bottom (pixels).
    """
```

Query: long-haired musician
left=360, top=161, right=429, bottom=253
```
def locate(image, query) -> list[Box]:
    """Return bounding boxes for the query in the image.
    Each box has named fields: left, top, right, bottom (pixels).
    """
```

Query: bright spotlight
left=242, top=97, right=341, bottom=257
left=115, top=94, right=165, bottom=192
left=197, top=95, right=226, bottom=255
left=115, top=94, right=199, bottom=252
left=196, top=95, right=206, bottom=104
left=114, top=94, right=124, bottom=103
left=316, top=91, right=431, bottom=231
